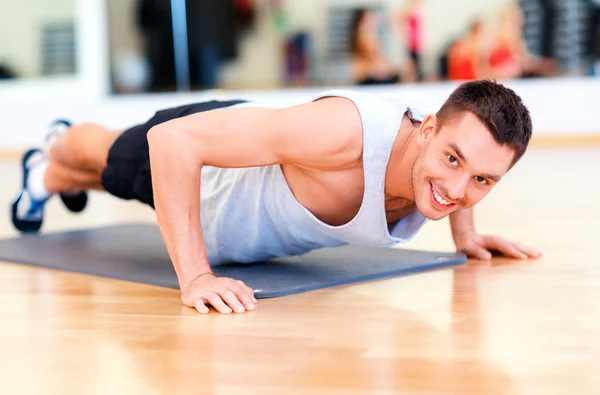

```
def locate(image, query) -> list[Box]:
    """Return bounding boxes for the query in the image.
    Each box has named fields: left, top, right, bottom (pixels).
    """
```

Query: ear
left=417, top=114, right=437, bottom=149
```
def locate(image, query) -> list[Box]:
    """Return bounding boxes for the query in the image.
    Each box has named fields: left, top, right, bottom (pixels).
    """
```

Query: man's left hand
left=453, top=231, right=542, bottom=260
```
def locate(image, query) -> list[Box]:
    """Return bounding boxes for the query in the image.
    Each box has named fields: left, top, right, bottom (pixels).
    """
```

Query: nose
left=444, top=174, right=469, bottom=202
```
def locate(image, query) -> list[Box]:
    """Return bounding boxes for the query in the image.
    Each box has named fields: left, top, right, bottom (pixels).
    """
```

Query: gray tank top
left=200, top=89, right=431, bottom=265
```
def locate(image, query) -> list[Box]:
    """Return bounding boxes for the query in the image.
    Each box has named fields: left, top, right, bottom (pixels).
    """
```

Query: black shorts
left=100, top=99, right=246, bottom=208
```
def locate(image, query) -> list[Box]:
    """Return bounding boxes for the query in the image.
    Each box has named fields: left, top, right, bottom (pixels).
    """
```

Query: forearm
left=148, top=127, right=211, bottom=288
left=449, top=207, right=476, bottom=239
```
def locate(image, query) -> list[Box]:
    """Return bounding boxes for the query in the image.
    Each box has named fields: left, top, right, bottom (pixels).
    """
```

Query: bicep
left=149, top=97, right=364, bottom=170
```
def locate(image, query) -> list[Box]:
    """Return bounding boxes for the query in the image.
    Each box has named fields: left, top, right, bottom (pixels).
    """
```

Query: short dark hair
left=436, top=79, right=532, bottom=167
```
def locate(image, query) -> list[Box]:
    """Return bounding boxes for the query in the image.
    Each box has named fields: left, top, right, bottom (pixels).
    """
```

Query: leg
left=48, top=123, right=121, bottom=176
left=11, top=123, right=121, bottom=232
left=44, top=160, right=104, bottom=194
left=43, top=123, right=121, bottom=195
left=12, top=99, right=247, bottom=232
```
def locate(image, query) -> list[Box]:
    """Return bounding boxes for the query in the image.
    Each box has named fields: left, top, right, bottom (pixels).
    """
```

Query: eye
left=447, top=155, right=458, bottom=166
left=475, top=176, right=488, bottom=185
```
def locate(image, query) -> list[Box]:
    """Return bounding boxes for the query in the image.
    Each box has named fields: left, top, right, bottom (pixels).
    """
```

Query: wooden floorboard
left=0, top=147, right=598, bottom=395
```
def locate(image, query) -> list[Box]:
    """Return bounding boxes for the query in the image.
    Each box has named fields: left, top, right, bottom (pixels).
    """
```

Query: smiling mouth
left=429, top=182, right=456, bottom=209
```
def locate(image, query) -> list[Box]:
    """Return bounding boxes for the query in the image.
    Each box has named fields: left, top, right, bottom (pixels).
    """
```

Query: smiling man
left=11, top=79, right=541, bottom=315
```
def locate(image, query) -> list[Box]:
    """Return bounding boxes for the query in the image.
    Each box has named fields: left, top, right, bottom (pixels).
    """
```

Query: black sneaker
left=59, top=191, right=88, bottom=213
left=11, top=148, right=50, bottom=233
left=45, top=119, right=89, bottom=213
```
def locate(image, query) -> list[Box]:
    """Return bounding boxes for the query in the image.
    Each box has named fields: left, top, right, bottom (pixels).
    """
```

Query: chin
left=417, top=205, right=448, bottom=221
left=416, top=181, right=459, bottom=220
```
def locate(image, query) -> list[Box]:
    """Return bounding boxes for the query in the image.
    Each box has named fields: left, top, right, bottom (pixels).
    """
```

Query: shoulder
left=311, top=89, right=403, bottom=123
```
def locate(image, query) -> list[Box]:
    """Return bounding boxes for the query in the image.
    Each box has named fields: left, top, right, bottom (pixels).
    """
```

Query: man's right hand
left=180, top=273, right=257, bottom=314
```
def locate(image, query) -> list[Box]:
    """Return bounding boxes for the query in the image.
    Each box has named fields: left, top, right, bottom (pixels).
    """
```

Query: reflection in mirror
left=106, top=0, right=600, bottom=95
left=0, top=0, right=77, bottom=80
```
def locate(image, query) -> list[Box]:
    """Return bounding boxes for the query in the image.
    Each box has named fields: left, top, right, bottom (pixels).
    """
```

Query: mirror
left=105, top=0, right=600, bottom=94
left=0, top=0, right=77, bottom=80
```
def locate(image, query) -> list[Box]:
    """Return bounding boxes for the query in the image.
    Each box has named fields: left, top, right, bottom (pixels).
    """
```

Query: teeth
left=432, top=185, right=452, bottom=206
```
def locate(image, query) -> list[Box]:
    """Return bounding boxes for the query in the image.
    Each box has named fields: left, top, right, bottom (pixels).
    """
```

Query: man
left=11, top=80, right=541, bottom=315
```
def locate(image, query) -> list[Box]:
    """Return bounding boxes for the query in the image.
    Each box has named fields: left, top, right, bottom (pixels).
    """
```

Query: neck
left=385, top=120, right=421, bottom=202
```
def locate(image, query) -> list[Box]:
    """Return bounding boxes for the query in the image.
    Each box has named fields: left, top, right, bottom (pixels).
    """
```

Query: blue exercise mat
left=0, top=224, right=466, bottom=298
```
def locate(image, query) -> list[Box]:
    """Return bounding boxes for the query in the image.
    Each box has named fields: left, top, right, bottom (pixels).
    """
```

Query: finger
left=483, top=236, right=527, bottom=259
left=231, top=283, right=256, bottom=311
left=237, top=280, right=258, bottom=303
left=194, top=299, right=210, bottom=314
left=236, top=280, right=258, bottom=305
left=459, top=243, right=492, bottom=260
left=218, top=288, right=246, bottom=314
left=207, top=293, right=233, bottom=314
left=514, top=242, right=542, bottom=258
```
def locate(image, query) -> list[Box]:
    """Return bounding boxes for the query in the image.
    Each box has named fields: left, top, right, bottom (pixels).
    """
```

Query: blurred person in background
left=488, top=5, right=557, bottom=79
left=447, top=20, right=492, bottom=81
left=349, top=8, right=415, bottom=85
left=447, top=7, right=557, bottom=82
left=395, top=0, right=424, bottom=81
left=137, top=0, right=176, bottom=92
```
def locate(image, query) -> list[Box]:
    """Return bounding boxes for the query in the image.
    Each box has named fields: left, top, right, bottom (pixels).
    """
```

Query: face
left=411, top=112, right=515, bottom=220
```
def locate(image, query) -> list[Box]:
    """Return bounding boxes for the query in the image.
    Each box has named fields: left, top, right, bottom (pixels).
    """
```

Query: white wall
left=2, top=77, right=599, bottom=150
left=0, top=0, right=75, bottom=78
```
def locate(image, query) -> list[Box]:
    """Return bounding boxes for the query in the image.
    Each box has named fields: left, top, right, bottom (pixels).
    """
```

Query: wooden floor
left=0, top=147, right=598, bottom=395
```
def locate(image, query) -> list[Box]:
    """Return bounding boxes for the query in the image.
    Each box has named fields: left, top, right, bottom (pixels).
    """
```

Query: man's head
left=411, top=79, right=532, bottom=220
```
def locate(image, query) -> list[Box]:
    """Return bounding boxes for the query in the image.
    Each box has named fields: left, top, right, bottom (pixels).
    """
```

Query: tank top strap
left=310, top=90, right=410, bottom=244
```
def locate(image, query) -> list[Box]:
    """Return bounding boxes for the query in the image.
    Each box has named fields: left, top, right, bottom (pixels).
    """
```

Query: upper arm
left=148, top=97, right=364, bottom=170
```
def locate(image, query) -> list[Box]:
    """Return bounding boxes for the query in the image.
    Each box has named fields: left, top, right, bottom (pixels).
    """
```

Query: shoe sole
left=11, top=148, right=44, bottom=233
left=11, top=193, right=43, bottom=233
